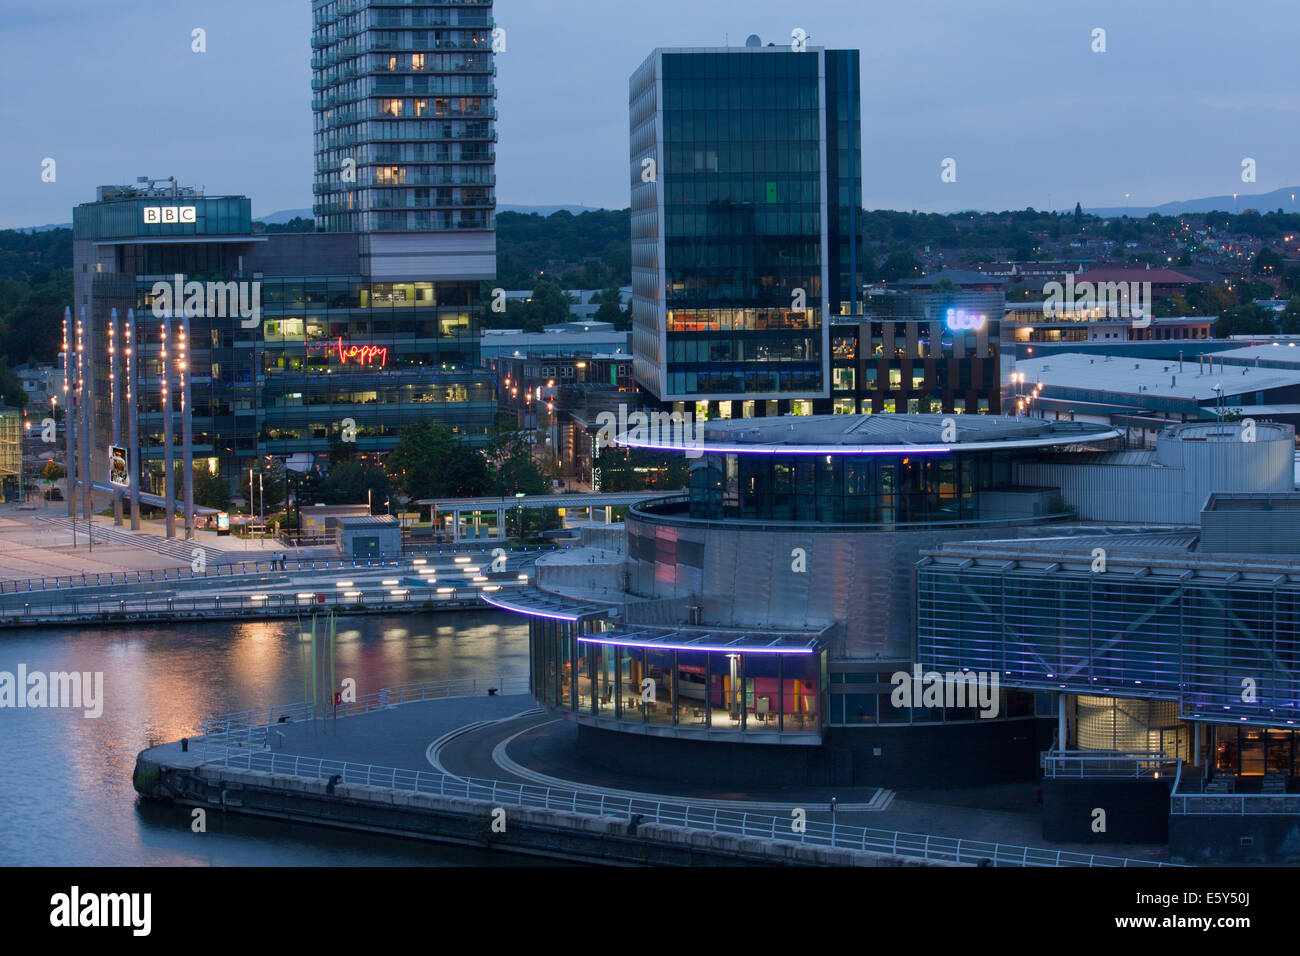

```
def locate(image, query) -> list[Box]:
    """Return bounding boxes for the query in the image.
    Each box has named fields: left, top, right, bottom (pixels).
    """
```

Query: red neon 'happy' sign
left=334, top=337, right=388, bottom=368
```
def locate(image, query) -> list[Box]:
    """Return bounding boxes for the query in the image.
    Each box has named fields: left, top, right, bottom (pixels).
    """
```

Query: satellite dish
left=745, top=34, right=761, bottom=47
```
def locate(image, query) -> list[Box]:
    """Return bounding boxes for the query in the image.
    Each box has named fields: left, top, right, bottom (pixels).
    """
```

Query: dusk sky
left=2, top=0, right=1297, bottom=229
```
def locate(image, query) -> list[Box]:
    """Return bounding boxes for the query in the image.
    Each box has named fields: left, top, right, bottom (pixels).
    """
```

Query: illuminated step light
left=418, top=568, right=437, bottom=576
left=343, top=590, right=362, bottom=598
left=296, top=592, right=315, bottom=600
left=517, top=574, right=529, bottom=582
left=336, top=581, right=354, bottom=588
left=481, top=585, right=501, bottom=592
left=389, top=589, right=409, bottom=597
left=412, top=559, right=427, bottom=566
left=249, top=594, right=269, bottom=602
left=381, top=579, right=399, bottom=586
left=436, top=587, right=454, bottom=594
left=453, top=557, right=471, bottom=564
left=472, top=576, right=488, bottom=583
left=462, top=566, right=480, bottom=574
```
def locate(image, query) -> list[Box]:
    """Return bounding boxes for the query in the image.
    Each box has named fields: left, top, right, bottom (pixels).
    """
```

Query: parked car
left=44, top=487, right=63, bottom=501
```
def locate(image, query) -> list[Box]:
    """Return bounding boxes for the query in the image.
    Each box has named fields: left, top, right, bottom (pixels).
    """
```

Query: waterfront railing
left=0, top=584, right=522, bottom=624
left=0, top=545, right=557, bottom=596
left=199, top=745, right=1181, bottom=868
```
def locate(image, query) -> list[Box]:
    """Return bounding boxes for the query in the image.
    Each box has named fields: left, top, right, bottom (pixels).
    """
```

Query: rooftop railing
left=1043, top=750, right=1177, bottom=779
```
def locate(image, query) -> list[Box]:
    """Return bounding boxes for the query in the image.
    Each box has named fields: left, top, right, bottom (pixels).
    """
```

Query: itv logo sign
left=142, top=206, right=197, bottom=224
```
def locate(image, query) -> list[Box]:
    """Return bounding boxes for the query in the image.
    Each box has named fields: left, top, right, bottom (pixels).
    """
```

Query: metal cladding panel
left=1020, top=431, right=1294, bottom=525
left=1201, top=509, right=1300, bottom=555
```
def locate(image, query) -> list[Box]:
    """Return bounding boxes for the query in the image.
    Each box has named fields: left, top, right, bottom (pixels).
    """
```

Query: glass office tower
left=630, top=43, right=862, bottom=415
left=311, top=0, right=496, bottom=237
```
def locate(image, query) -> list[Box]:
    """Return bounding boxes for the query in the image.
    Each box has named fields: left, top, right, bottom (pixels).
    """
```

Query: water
left=0, top=610, right=534, bottom=866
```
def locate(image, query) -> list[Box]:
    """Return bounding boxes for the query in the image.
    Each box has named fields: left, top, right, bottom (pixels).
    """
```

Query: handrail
left=0, top=584, right=525, bottom=626
left=1042, top=750, right=1176, bottom=779
left=198, top=745, right=1181, bottom=868
left=0, top=545, right=557, bottom=596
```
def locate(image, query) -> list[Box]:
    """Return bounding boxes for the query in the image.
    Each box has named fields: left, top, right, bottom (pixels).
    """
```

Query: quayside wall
left=132, top=753, right=956, bottom=868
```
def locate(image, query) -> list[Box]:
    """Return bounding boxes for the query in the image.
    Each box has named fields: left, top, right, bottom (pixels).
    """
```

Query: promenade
left=158, top=685, right=1175, bottom=866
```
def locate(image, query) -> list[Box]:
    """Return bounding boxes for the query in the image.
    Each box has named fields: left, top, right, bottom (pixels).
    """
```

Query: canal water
left=0, top=610, right=536, bottom=866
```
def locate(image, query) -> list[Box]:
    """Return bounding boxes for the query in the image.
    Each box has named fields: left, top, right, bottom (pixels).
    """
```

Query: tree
left=0, top=359, right=27, bottom=408
left=485, top=415, right=549, bottom=497
left=877, top=250, right=919, bottom=282
left=1278, top=297, right=1300, bottom=334
left=320, top=459, right=392, bottom=511
left=1215, top=303, right=1275, bottom=337
left=41, top=460, right=66, bottom=482
left=593, top=287, right=629, bottom=330
left=238, top=461, right=285, bottom=514
left=384, top=420, right=489, bottom=500
left=194, top=465, right=231, bottom=511
left=527, top=278, right=572, bottom=327
left=1254, top=248, right=1283, bottom=276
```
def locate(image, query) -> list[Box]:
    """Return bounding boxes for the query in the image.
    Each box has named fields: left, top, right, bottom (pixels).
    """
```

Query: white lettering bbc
left=50, top=886, right=150, bottom=936
left=143, top=206, right=197, bottom=224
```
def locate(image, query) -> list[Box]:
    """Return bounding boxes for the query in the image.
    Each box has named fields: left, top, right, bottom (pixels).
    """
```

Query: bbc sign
left=142, top=206, right=197, bottom=224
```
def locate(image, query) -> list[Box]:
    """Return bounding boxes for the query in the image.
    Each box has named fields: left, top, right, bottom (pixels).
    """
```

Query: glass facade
left=530, top=619, right=826, bottom=738
left=918, top=562, right=1300, bottom=728
left=687, top=449, right=1014, bottom=524
left=829, top=298, right=1005, bottom=416
left=828, top=671, right=1033, bottom=726
left=311, top=0, right=496, bottom=233
left=632, top=47, right=862, bottom=404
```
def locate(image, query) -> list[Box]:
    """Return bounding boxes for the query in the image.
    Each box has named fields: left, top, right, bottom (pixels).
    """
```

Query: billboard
left=108, top=445, right=129, bottom=488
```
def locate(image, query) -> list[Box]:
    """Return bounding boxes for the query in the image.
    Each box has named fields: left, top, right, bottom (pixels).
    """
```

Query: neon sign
left=333, top=337, right=388, bottom=368
left=946, top=308, right=987, bottom=331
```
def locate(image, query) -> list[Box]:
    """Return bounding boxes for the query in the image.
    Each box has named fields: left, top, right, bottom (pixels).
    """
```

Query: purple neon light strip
left=616, top=439, right=952, bottom=456
left=577, top=635, right=816, bottom=654
left=479, top=591, right=590, bottom=622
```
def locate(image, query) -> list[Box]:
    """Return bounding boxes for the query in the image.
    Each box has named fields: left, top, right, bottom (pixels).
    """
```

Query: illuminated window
left=383, top=98, right=402, bottom=117
left=411, top=53, right=425, bottom=70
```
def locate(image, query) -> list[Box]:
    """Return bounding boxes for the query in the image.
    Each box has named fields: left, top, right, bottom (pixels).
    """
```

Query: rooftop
left=1017, top=352, right=1300, bottom=401
left=620, top=414, right=1120, bottom=455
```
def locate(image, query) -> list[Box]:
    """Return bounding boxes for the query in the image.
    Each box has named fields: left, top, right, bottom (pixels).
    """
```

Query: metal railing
left=199, top=746, right=1179, bottom=867
left=1170, top=760, right=1299, bottom=815
left=0, top=545, right=556, bottom=596
left=1170, top=793, right=1300, bottom=815
left=1043, top=750, right=1176, bottom=779
left=198, top=674, right=529, bottom=745
left=0, top=585, right=524, bottom=625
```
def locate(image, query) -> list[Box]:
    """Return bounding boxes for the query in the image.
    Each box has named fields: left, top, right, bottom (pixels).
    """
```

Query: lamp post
left=161, top=314, right=176, bottom=538
left=126, top=308, right=141, bottom=530
left=109, top=308, right=122, bottom=526
left=180, top=312, right=194, bottom=540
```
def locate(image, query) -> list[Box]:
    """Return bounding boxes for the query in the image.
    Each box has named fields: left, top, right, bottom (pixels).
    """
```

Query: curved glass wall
left=530, top=620, right=825, bottom=738
left=688, top=450, right=1013, bottom=524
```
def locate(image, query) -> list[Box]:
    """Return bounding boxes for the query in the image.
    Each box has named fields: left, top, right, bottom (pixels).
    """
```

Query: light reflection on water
left=0, top=610, right=535, bottom=866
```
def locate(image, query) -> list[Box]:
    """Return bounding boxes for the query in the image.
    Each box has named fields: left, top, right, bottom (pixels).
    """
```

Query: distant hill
left=12, top=222, right=71, bottom=233
left=498, top=204, right=612, bottom=216
left=252, top=204, right=614, bottom=223
left=1086, top=186, right=1300, bottom=218
left=254, top=207, right=313, bottom=224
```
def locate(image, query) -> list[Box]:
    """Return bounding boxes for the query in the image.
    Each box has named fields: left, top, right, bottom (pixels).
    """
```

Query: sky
left=1, top=0, right=1297, bottom=229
